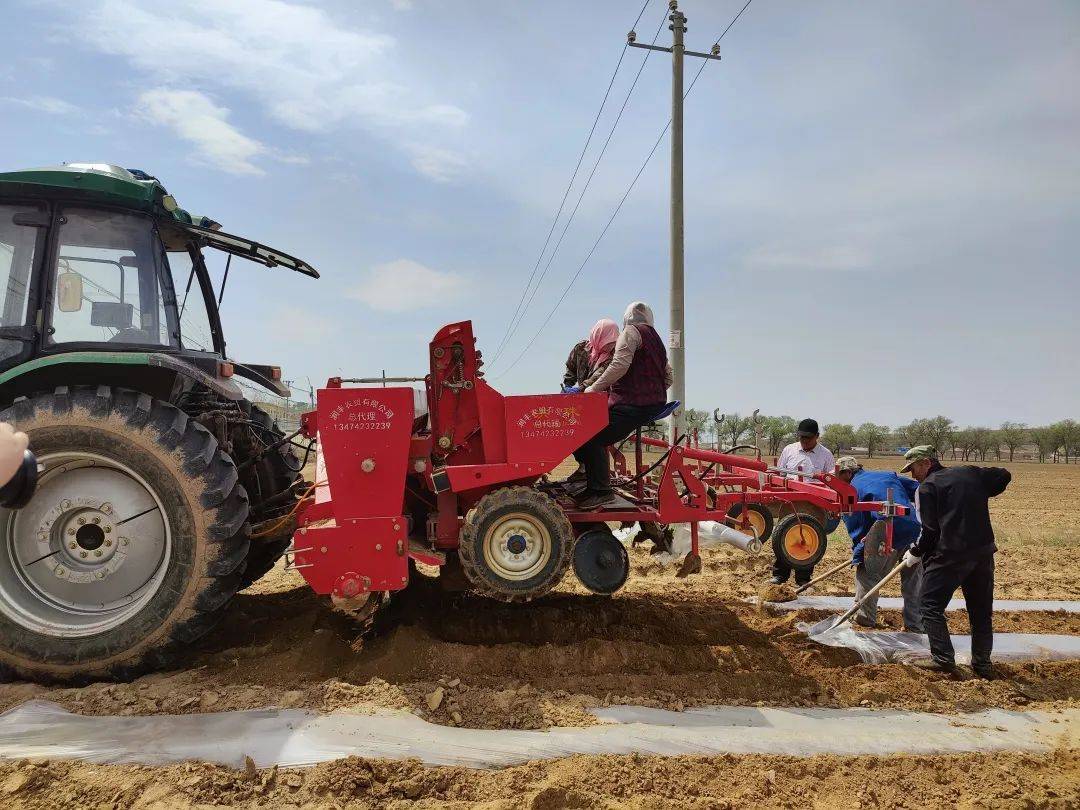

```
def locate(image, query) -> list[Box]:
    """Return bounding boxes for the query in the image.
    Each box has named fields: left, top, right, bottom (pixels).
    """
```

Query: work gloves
left=901, top=548, right=921, bottom=568
left=561, top=385, right=583, bottom=394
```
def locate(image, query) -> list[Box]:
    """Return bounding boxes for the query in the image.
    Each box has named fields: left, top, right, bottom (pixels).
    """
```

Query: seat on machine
left=648, top=400, right=681, bottom=424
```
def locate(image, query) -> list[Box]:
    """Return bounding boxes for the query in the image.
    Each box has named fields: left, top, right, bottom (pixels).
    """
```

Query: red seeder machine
left=287, top=321, right=908, bottom=612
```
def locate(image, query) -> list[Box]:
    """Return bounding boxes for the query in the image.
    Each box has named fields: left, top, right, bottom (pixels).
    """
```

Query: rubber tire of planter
left=725, top=502, right=774, bottom=542
left=771, top=512, right=828, bottom=570
left=238, top=404, right=302, bottom=588
left=0, top=386, right=250, bottom=683
left=459, top=486, right=573, bottom=602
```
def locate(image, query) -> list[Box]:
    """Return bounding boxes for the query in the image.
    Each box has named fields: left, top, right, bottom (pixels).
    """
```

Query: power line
left=494, top=0, right=755, bottom=380
left=487, top=0, right=654, bottom=368
left=489, top=5, right=669, bottom=372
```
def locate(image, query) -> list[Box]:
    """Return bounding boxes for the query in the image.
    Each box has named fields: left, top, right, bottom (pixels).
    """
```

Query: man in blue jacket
left=835, top=457, right=923, bottom=631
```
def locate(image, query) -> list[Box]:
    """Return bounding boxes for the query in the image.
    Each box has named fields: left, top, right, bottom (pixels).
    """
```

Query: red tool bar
left=640, top=437, right=769, bottom=472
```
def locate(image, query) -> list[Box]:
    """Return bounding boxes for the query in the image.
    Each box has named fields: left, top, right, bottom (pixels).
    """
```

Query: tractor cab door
left=0, top=203, right=47, bottom=370
left=44, top=208, right=180, bottom=352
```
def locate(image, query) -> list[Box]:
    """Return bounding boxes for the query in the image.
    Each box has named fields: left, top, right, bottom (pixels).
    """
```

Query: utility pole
left=629, top=1, right=720, bottom=443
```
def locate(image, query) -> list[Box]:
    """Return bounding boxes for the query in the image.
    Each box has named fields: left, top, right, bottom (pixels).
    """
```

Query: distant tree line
left=677, top=410, right=1080, bottom=464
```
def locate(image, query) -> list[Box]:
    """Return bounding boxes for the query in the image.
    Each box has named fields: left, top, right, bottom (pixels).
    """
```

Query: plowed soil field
left=1, top=457, right=1078, bottom=808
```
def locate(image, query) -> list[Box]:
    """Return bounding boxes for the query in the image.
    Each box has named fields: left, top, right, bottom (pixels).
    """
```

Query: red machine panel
left=293, top=517, right=408, bottom=596
left=316, top=387, right=415, bottom=519
left=504, top=393, right=608, bottom=463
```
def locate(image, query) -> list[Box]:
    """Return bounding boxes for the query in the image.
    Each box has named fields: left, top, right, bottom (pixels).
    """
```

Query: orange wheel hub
left=783, top=522, right=820, bottom=562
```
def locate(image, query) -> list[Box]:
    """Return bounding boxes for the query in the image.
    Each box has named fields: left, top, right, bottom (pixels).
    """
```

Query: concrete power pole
left=629, top=1, right=720, bottom=443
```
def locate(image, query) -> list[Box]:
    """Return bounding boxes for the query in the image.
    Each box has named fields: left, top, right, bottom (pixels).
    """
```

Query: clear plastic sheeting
left=0, top=700, right=1074, bottom=770
left=800, top=618, right=1080, bottom=665
left=766, top=596, right=1080, bottom=614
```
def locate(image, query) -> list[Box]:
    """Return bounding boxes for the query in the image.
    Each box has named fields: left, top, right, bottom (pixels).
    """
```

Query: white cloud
left=390, top=0, right=414, bottom=9
left=348, top=259, right=465, bottom=312
left=137, top=89, right=267, bottom=175
left=268, top=305, right=339, bottom=345
left=408, top=144, right=469, bottom=183
left=745, top=244, right=870, bottom=272
left=65, top=0, right=468, bottom=179
left=1, top=95, right=79, bottom=115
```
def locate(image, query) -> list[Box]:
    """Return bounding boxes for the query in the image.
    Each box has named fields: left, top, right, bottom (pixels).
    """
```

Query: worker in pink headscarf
left=562, top=318, right=619, bottom=393
left=562, top=318, right=619, bottom=485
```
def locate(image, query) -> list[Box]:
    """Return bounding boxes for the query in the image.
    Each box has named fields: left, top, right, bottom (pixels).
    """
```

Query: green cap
left=900, top=445, right=936, bottom=473
left=836, top=456, right=861, bottom=473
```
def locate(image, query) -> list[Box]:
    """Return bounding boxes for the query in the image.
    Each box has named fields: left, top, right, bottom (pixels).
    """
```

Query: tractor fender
left=0, top=352, right=243, bottom=407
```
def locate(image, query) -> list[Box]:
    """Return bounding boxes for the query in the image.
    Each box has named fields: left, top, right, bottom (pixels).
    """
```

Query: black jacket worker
left=900, top=445, right=1011, bottom=678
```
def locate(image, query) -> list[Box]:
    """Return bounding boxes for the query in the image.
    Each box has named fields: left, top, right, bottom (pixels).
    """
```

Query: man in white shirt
left=770, top=418, right=836, bottom=585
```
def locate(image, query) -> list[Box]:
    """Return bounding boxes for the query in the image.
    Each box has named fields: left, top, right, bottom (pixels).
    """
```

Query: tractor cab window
left=49, top=208, right=178, bottom=348
left=167, top=248, right=217, bottom=353
left=0, top=204, right=41, bottom=362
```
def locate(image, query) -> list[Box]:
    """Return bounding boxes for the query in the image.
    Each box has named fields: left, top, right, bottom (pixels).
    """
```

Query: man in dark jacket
left=900, top=445, right=1012, bottom=678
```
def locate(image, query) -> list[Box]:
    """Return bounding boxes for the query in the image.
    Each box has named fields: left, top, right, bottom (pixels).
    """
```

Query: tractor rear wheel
left=772, top=512, right=827, bottom=570
left=459, top=486, right=573, bottom=602
left=238, top=405, right=303, bottom=587
left=0, top=386, right=249, bottom=682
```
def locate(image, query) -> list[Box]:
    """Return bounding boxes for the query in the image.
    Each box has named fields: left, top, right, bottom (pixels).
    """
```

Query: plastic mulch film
left=799, top=618, right=1080, bottom=665
left=0, top=700, right=1074, bottom=770
left=767, top=596, right=1080, bottom=613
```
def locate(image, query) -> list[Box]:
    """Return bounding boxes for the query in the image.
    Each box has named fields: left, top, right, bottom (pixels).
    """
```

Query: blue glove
left=562, top=385, right=583, bottom=394
left=851, top=540, right=864, bottom=566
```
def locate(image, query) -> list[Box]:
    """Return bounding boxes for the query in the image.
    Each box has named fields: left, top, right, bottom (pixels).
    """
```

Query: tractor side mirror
left=57, top=272, right=84, bottom=312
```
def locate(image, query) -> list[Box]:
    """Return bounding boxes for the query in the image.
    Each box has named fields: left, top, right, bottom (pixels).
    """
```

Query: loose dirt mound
left=1, top=747, right=1077, bottom=808
left=4, top=554, right=1077, bottom=726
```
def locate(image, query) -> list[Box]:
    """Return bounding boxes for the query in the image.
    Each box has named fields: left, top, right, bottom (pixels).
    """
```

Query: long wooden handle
left=795, top=556, right=854, bottom=595
left=829, top=559, right=907, bottom=629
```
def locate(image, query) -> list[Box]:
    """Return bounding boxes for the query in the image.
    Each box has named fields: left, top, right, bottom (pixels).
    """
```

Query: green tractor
left=0, top=163, right=318, bottom=681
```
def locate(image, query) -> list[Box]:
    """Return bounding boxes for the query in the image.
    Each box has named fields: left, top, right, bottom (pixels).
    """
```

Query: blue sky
left=2, top=0, right=1077, bottom=427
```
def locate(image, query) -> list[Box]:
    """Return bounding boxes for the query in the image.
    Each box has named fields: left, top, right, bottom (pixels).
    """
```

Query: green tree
left=1052, top=419, right=1080, bottom=464
left=998, top=422, right=1027, bottom=462
left=954, top=427, right=993, bottom=461
left=684, top=408, right=710, bottom=444
left=822, top=423, right=856, bottom=453
left=1031, top=426, right=1060, bottom=463
left=855, top=422, right=890, bottom=458
left=972, top=426, right=996, bottom=461
left=953, top=428, right=974, bottom=461
left=716, top=412, right=754, bottom=449
left=901, top=416, right=954, bottom=455
left=761, top=415, right=796, bottom=456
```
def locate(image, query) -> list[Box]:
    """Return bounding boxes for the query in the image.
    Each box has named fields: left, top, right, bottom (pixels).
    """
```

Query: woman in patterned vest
left=572, top=301, right=672, bottom=510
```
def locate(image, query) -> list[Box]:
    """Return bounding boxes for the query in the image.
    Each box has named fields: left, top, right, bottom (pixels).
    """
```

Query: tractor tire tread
left=235, top=405, right=303, bottom=588
left=0, top=385, right=250, bottom=683
left=458, top=485, right=573, bottom=603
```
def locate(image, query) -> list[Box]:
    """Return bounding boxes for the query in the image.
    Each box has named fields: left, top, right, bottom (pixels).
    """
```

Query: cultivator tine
left=283, top=543, right=315, bottom=571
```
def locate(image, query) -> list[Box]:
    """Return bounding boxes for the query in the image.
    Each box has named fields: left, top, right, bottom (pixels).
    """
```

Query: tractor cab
left=0, top=163, right=317, bottom=401
left=0, top=164, right=322, bottom=683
